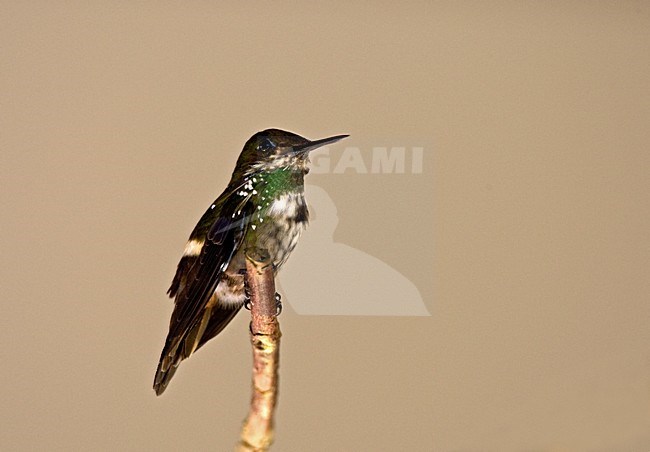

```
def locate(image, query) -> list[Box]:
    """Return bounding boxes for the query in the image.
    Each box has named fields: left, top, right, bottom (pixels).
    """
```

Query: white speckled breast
left=258, top=191, right=308, bottom=269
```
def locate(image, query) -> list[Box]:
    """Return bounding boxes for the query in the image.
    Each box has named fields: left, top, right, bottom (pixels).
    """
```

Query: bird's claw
left=242, top=268, right=252, bottom=310
left=240, top=269, right=281, bottom=315
left=275, top=292, right=282, bottom=316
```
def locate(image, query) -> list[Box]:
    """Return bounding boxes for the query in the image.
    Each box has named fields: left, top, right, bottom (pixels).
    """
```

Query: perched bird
left=153, top=129, right=348, bottom=395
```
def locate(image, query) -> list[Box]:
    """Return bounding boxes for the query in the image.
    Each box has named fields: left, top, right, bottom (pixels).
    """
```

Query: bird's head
left=235, top=129, right=348, bottom=176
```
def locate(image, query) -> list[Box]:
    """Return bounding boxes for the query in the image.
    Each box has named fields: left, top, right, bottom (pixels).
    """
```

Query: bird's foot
left=240, top=268, right=253, bottom=310
left=275, top=292, right=282, bottom=316
left=238, top=269, right=281, bottom=315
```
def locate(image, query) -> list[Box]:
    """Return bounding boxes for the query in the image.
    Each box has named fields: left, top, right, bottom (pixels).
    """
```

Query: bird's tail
left=153, top=344, right=183, bottom=396
left=153, top=304, right=241, bottom=396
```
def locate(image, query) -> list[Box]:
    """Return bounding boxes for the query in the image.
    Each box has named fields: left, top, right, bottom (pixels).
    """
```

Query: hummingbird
left=153, top=129, right=348, bottom=395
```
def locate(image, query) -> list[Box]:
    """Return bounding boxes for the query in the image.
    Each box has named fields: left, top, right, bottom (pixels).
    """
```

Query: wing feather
left=153, top=188, right=253, bottom=395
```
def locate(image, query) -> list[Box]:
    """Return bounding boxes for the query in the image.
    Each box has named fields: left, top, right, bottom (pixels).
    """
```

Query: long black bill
left=292, top=134, right=349, bottom=155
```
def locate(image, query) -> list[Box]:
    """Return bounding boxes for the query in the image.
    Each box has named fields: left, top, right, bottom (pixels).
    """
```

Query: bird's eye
left=256, top=138, right=275, bottom=153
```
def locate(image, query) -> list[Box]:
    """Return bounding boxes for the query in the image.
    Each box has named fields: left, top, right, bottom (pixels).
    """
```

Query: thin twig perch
left=237, top=250, right=281, bottom=451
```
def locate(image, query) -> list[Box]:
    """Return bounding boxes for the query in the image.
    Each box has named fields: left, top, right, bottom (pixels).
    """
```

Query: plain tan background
left=2, top=2, right=649, bottom=451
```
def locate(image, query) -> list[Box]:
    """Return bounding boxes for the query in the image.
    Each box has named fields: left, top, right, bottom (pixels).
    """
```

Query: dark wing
left=195, top=304, right=242, bottom=351
left=153, top=188, right=252, bottom=395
